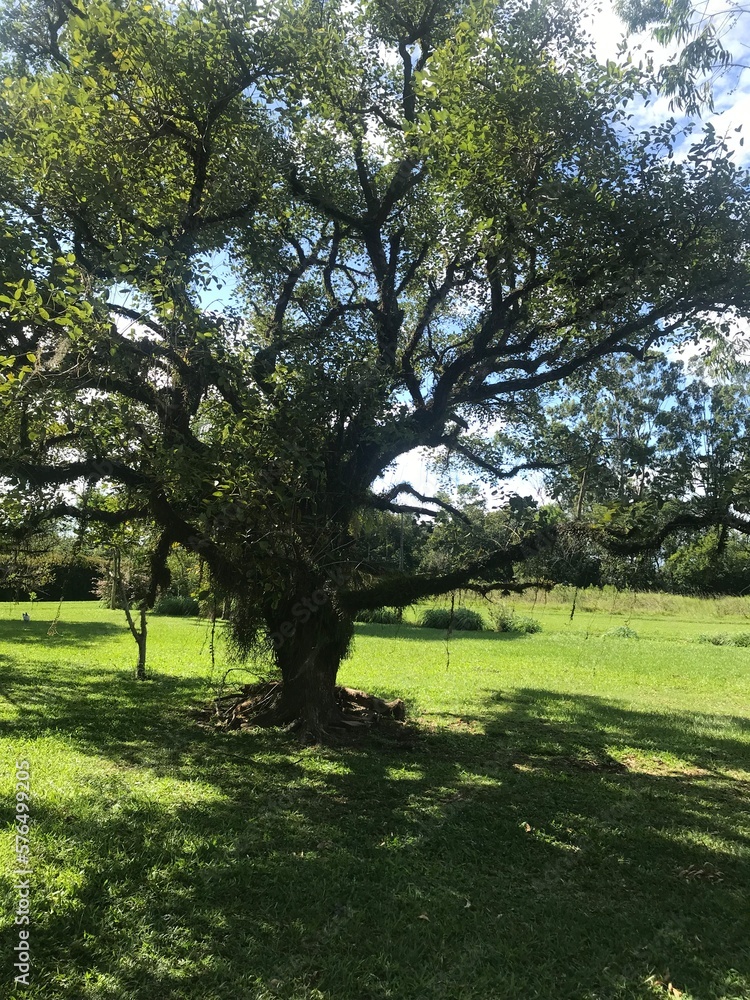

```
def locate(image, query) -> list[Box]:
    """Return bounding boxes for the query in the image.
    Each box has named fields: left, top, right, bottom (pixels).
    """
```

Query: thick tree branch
left=338, top=524, right=557, bottom=611
left=368, top=483, right=471, bottom=522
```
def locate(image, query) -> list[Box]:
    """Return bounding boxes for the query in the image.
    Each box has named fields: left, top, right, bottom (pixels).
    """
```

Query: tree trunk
left=717, top=523, right=729, bottom=557
left=134, top=608, right=147, bottom=681
left=119, top=577, right=148, bottom=681
left=110, top=548, right=121, bottom=609
left=266, top=596, right=354, bottom=737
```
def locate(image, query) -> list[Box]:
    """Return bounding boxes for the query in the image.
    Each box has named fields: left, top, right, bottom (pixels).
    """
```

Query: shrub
left=421, top=607, right=451, bottom=629
left=603, top=625, right=639, bottom=639
left=421, top=607, right=485, bottom=631
left=354, top=608, right=401, bottom=625
left=698, top=633, right=732, bottom=646
left=153, top=595, right=200, bottom=617
left=513, top=614, right=543, bottom=634
left=453, top=608, right=486, bottom=631
left=495, top=608, right=542, bottom=634
left=698, top=631, right=750, bottom=647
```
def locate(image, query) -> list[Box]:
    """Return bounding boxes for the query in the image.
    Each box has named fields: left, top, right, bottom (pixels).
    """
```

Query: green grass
left=413, top=586, right=750, bottom=641
left=1, top=598, right=749, bottom=999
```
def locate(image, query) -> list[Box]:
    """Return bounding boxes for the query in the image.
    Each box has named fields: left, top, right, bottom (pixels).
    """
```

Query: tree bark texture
left=266, top=593, right=354, bottom=735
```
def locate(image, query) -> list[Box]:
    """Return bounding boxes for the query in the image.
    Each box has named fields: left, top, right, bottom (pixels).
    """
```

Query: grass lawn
left=1, top=596, right=749, bottom=1000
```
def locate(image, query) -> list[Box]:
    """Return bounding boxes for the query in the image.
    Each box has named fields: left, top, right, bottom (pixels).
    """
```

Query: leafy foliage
left=495, top=608, right=543, bottom=634
left=354, top=607, right=402, bottom=625
left=421, top=606, right=486, bottom=631
left=698, top=631, right=750, bottom=647
left=603, top=624, right=640, bottom=639
left=152, top=595, right=200, bottom=617
left=616, top=0, right=740, bottom=112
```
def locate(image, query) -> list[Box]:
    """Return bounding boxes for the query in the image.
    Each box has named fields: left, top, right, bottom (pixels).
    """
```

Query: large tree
left=2, top=0, right=750, bottom=734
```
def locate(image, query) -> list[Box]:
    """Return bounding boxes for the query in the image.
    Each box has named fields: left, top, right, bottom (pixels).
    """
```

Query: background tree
left=616, top=0, right=748, bottom=112
left=494, top=352, right=750, bottom=590
left=2, top=0, right=750, bottom=733
left=491, top=355, right=685, bottom=517
left=661, top=528, right=750, bottom=593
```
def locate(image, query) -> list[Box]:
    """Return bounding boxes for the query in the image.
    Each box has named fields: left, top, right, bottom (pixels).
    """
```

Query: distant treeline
left=0, top=557, right=101, bottom=602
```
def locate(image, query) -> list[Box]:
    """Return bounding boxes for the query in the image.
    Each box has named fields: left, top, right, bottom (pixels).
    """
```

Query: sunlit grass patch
left=0, top=599, right=748, bottom=999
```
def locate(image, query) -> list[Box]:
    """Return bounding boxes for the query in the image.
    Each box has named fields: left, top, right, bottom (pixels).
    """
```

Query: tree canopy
left=2, top=0, right=750, bottom=732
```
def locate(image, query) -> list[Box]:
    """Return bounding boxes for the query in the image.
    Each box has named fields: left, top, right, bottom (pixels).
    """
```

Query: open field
left=404, top=586, right=750, bottom=642
left=1, top=598, right=749, bottom=1000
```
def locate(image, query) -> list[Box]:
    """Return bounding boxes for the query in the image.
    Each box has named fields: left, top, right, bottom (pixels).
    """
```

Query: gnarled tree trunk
left=265, top=593, right=354, bottom=737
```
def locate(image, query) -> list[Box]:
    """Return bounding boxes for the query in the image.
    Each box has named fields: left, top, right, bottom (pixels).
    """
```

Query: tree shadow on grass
left=0, top=651, right=749, bottom=1000
left=0, top=656, right=207, bottom=754
left=0, top=618, right=125, bottom=648
left=484, top=686, right=750, bottom=774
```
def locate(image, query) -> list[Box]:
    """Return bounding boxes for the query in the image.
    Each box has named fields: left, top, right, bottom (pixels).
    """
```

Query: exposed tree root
left=204, top=681, right=407, bottom=740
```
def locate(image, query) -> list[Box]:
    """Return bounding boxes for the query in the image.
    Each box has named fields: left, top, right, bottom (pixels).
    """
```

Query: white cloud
left=584, top=0, right=750, bottom=164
